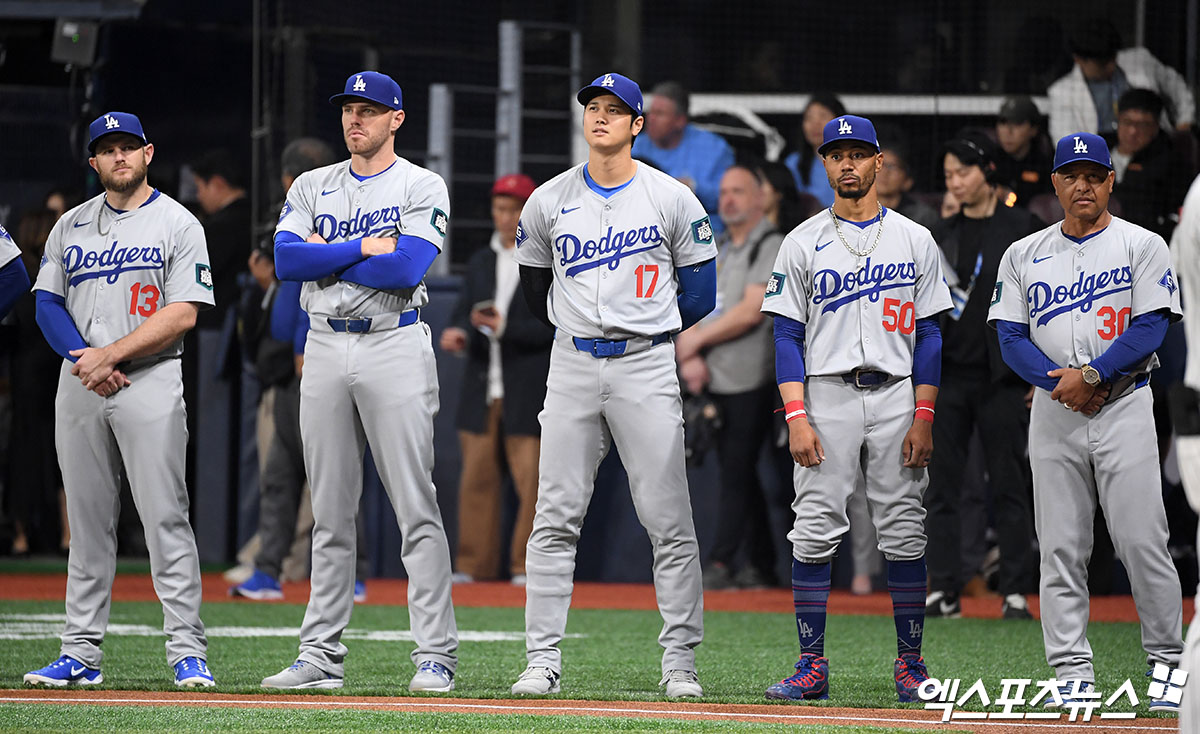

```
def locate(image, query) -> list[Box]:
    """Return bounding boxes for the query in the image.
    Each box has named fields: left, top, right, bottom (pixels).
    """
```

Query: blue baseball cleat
left=174, top=656, right=215, bottom=688
left=229, top=569, right=283, bottom=601
left=24, top=655, right=103, bottom=687
left=765, top=653, right=829, bottom=700
left=894, top=653, right=930, bottom=703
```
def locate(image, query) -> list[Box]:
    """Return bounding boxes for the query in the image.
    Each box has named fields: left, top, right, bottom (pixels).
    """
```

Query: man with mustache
left=24, top=112, right=216, bottom=688
left=761, top=114, right=952, bottom=703
left=989, top=131, right=1182, bottom=711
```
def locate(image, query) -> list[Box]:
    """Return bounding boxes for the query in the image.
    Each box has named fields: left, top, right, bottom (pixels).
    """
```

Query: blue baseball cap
left=87, top=111, right=147, bottom=154
left=577, top=72, right=643, bottom=117
left=1052, top=132, right=1113, bottom=172
left=817, top=114, right=880, bottom=156
left=330, top=71, right=403, bottom=110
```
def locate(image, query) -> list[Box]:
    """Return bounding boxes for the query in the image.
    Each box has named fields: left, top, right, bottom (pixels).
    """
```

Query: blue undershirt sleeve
left=35, top=290, right=88, bottom=361
left=269, top=280, right=301, bottom=343
left=676, top=258, right=716, bottom=331
left=774, top=315, right=806, bottom=384
left=1089, top=311, right=1170, bottom=382
left=337, top=236, right=439, bottom=290
left=996, top=320, right=1061, bottom=391
left=294, top=310, right=309, bottom=355
left=911, top=316, right=942, bottom=388
left=0, top=257, right=30, bottom=321
left=273, top=230, right=365, bottom=282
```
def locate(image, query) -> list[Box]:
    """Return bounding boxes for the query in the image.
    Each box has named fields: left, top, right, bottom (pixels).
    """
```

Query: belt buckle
left=853, top=369, right=867, bottom=389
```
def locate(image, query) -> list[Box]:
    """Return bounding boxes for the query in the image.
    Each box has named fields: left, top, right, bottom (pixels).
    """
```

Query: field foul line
left=0, top=695, right=1175, bottom=730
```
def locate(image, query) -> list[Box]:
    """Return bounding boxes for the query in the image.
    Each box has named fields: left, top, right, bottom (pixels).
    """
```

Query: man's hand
left=679, top=355, right=709, bottom=395
left=69, top=346, right=119, bottom=390
left=789, top=418, right=825, bottom=468
left=440, top=326, right=468, bottom=353
left=248, top=249, right=276, bottom=291
left=470, top=305, right=503, bottom=334
left=1078, top=382, right=1112, bottom=417
left=361, top=236, right=397, bottom=257
left=92, top=369, right=131, bottom=397
left=1048, top=367, right=1096, bottom=411
left=306, top=233, right=327, bottom=244
left=673, top=327, right=704, bottom=363
left=902, top=419, right=933, bottom=468
left=294, top=354, right=304, bottom=378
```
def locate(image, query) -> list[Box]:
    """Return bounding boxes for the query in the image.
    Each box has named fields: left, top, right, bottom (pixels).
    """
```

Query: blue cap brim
left=329, top=93, right=401, bottom=110
left=87, top=131, right=147, bottom=154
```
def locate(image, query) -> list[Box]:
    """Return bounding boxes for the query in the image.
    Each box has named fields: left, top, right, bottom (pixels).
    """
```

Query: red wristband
left=784, top=400, right=807, bottom=423
left=915, top=399, right=935, bottom=423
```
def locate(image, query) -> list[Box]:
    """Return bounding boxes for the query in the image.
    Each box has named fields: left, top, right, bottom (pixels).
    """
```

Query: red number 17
left=635, top=264, right=659, bottom=298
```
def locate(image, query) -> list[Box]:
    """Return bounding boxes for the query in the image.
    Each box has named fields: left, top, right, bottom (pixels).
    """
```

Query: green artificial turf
left=0, top=597, right=1175, bottom=732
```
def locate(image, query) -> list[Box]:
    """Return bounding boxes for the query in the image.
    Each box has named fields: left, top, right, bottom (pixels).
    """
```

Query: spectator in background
left=230, top=138, right=369, bottom=602
left=924, top=131, right=1041, bottom=620
left=674, top=165, right=783, bottom=590
left=757, top=160, right=810, bottom=233
left=440, top=174, right=553, bottom=585
left=191, top=150, right=251, bottom=331
left=783, top=93, right=845, bottom=209
left=42, top=188, right=81, bottom=222
left=875, top=139, right=939, bottom=230
left=1047, top=17, right=1193, bottom=141
left=994, top=96, right=1054, bottom=206
left=633, top=81, right=735, bottom=227
left=1105, top=88, right=1193, bottom=241
left=5, top=210, right=63, bottom=556
left=940, top=190, right=961, bottom=219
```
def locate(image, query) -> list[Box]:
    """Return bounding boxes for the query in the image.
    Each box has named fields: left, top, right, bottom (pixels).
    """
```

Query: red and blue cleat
left=765, top=653, right=829, bottom=701
left=894, top=653, right=931, bottom=702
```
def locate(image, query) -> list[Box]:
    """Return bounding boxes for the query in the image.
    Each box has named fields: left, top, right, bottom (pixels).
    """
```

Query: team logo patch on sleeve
left=196, top=263, right=214, bottom=290
left=990, top=281, right=1003, bottom=305
left=691, top=216, right=714, bottom=245
left=278, top=202, right=292, bottom=223
left=0, top=223, right=10, bottom=241
left=765, top=272, right=786, bottom=297
left=515, top=221, right=527, bottom=248
left=430, top=208, right=449, bottom=238
left=1159, top=268, right=1177, bottom=295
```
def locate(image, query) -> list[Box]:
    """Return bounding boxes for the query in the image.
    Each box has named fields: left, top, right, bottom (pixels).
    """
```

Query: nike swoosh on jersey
left=321, top=189, right=340, bottom=196
left=73, top=221, right=91, bottom=228
left=560, top=206, right=581, bottom=214
left=70, top=666, right=84, bottom=676
left=816, top=240, right=833, bottom=251
left=1033, top=255, right=1053, bottom=263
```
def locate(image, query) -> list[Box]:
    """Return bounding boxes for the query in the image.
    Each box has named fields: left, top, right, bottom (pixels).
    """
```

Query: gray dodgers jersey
left=33, top=192, right=215, bottom=359
left=0, top=223, right=20, bottom=269
left=275, top=157, right=449, bottom=319
left=761, top=208, right=953, bottom=377
left=513, top=162, right=717, bottom=339
left=988, top=216, right=1181, bottom=371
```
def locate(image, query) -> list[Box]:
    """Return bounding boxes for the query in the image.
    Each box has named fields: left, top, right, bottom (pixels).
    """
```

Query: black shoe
left=1002, top=594, right=1033, bottom=620
left=733, top=565, right=777, bottom=589
left=925, top=590, right=961, bottom=618
left=702, top=563, right=735, bottom=590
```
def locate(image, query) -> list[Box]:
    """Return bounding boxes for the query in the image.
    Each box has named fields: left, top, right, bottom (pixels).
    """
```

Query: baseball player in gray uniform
left=0, top=222, right=30, bottom=320
left=988, top=132, right=1182, bottom=710
left=1174, top=173, right=1200, bottom=727
left=24, top=112, right=215, bottom=688
left=761, top=115, right=952, bottom=703
left=510, top=72, right=716, bottom=698
left=262, top=71, right=458, bottom=692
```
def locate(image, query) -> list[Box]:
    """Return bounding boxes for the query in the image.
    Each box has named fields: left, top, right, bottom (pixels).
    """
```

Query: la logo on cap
left=838, top=118, right=852, bottom=135
left=601, top=74, right=615, bottom=87
left=1073, top=136, right=1088, bottom=153
left=105, top=114, right=120, bottom=130
left=353, top=75, right=366, bottom=92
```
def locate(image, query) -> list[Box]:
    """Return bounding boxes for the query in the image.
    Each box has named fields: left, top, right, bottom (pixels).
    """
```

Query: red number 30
left=1096, top=306, right=1130, bottom=340
left=129, top=282, right=161, bottom=317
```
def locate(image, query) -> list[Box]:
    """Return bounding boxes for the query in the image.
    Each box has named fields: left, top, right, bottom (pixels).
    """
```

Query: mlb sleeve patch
left=430, top=208, right=449, bottom=238
left=1159, top=268, right=1177, bottom=295
left=765, top=271, right=786, bottom=297
left=278, top=202, right=292, bottom=223
left=196, top=263, right=214, bottom=290
left=516, top=221, right=528, bottom=248
left=990, top=280, right=1003, bottom=305
left=691, top=216, right=714, bottom=245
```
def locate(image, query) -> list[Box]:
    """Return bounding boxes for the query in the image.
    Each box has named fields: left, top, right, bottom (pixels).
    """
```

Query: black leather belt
left=840, top=369, right=892, bottom=388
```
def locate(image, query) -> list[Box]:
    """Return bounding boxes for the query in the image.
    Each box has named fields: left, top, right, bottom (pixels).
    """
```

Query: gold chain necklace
left=829, top=203, right=884, bottom=258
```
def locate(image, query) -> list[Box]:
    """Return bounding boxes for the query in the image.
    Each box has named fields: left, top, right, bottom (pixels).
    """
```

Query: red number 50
left=129, top=282, right=161, bottom=317
left=882, top=297, right=915, bottom=334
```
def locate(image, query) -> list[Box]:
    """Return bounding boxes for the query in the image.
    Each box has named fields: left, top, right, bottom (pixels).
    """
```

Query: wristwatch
left=1080, top=363, right=1101, bottom=386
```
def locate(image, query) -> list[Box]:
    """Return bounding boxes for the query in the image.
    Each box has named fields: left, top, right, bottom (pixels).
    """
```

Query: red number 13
left=129, top=282, right=161, bottom=317
left=635, top=264, right=659, bottom=298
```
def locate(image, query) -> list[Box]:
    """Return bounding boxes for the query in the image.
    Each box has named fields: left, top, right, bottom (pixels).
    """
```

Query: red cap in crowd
left=491, top=173, right=536, bottom=202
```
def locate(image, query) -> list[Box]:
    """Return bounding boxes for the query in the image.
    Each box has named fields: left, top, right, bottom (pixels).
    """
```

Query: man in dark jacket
left=440, top=174, right=554, bottom=584
left=924, top=131, right=1043, bottom=620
